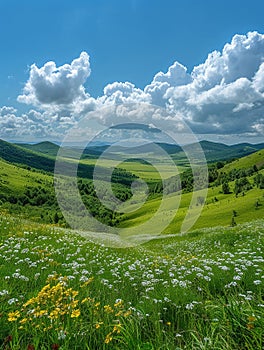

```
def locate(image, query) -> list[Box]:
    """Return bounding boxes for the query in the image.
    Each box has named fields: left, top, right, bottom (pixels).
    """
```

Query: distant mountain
left=0, top=139, right=95, bottom=177
left=17, top=141, right=60, bottom=157
left=223, top=148, right=264, bottom=172
left=0, top=139, right=136, bottom=184
left=2, top=138, right=264, bottom=170
left=198, top=140, right=264, bottom=162
left=0, top=139, right=56, bottom=172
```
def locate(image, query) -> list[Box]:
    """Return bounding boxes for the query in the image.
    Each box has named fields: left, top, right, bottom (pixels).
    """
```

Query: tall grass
left=0, top=215, right=263, bottom=349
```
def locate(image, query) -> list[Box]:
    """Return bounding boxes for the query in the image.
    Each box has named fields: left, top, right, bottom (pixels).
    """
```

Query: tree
left=222, top=181, right=230, bottom=194
left=231, top=216, right=237, bottom=227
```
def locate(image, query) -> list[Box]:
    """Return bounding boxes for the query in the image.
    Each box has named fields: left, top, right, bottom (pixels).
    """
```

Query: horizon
left=3, top=137, right=264, bottom=148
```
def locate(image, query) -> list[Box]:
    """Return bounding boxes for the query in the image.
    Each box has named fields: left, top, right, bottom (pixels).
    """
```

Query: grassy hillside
left=223, top=148, right=264, bottom=172
left=199, top=140, right=264, bottom=162
left=119, top=167, right=264, bottom=234
left=17, top=141, right=60, bottom=157
left=0, top=139, right=56, bottom=172
left=0, top=214, right=263, bottom=349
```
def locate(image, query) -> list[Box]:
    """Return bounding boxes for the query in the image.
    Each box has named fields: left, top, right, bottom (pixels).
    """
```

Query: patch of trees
left=234, top=177, right=252, bottom=196
left=254, top=173, right=264, bottom=189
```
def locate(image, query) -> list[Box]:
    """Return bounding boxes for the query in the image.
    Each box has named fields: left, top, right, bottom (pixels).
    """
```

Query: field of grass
left=0, top=159, right=52, bottom=195
left=80, top=157, right=187, bottom=181
left=119, top=169, right=264, bottom=234
left=0, top=214, right=263, bottom=349
left=0, top=141, right=264, bottom=349
left=223, top=149, right=264, bottom=172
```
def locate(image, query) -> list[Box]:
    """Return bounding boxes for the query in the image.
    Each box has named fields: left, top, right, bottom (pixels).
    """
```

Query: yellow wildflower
left=95, top=322, right=103, bottom=329
left=113, top=324, right=121, bottom=334
left=71, top=309, right=81, bottom=318
left=123, top=310, right=132, bottom=317
left=104, top=305, right=114, bottom=313
left=114, top=299, right=123, bottom=308
left=19, top=318, right=28, bottom=324
left=81, top=277, right=94, bottom=288
left=8, top=310, right=20, bottom=322
left=247, top=323, right=254, bottom=330
left=104, top=333, right=113, bottom=344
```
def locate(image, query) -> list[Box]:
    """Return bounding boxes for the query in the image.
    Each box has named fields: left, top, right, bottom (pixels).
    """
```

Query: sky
left=0, top=0, right=264, bottom=144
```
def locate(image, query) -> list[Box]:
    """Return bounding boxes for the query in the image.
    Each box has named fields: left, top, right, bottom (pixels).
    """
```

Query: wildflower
left=58, top=330, right=67, bottom=340
left=105, top=333, right=113, bottom=344
left=123, top=310, right=132, bottom=317
left=71, top=309, right=80, bottom=318
left=8, top=310, right=20, bottom=322
left=81, top=277, right=94, bottom=287
left=0, top=289, right=9, bottom=296
left=114, top=299, right=123, bottom=307
left=20, top=318, right=28, bottom=324
left=247, top=323, right=254, bottom=330
left=113, top=324, right=121, bottom=334
left=95, top=322, right=103, bottom=329
left=104, top=305, right=114, bottom=313
left=8, top=298, right=18, bottom=305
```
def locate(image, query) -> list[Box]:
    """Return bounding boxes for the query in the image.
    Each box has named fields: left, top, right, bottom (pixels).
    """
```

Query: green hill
left=17, top=141, right=60, bottom=157
left=223, top=148, right=264, bottom=172
left=199, top=140, right=264, bottom=162
left=0, top=139, right=56, bottom=172
left=0, top=139, right=136, bottom=185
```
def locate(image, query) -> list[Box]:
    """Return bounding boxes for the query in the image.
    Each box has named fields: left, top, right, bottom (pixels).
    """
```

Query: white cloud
left=163, top=31, right=264, bottom=134
left=0, top=106, right=79, bottom=141
left=17, top=52, right=91, bottom=106
left=99, top=81, right=150, bottom=105
left=5, top=31, right=264, bottom=141
left=96, top=31, right=264, bottom=136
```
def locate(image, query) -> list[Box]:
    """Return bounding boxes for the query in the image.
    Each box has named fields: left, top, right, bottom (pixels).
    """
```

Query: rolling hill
left=0, top=139, right=132, bottom=183
left=17, top=141, right=60, bottom=157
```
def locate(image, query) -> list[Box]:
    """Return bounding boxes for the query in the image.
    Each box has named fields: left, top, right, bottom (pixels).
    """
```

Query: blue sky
left=0, top=0, right=264, bottom=143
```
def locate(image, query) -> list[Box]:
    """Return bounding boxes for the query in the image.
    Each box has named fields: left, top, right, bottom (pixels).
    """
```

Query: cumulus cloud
left=0, top=105, right=79, bottom=140
left=6, top=31, right=264, bottom=140
left=99, top=81, right=150, bottom=105
left=96, top=31, right=264, bottom=136
left=18, top=52, right=92, bottom=106
left=162, top=31, right=264, bottom=134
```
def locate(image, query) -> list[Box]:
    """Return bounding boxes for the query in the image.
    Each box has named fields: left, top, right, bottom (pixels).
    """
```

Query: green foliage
left=234, top=177, right=252, bottom=196
left=222, top=181, right=230, bottom=194
left=254, top=173, right=264, bottom=189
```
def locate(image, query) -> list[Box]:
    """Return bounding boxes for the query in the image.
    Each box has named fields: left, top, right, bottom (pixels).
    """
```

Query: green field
left=223, top=149, right=264, bottom=172
left=0, top=141, right=264, bottom=349
left=119, top=172, right=264, bottom=235
left=0, top=214, right=263, bottom=349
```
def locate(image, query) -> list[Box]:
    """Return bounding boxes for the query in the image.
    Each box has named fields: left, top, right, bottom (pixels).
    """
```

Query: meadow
left=0, top=141, right=264, bottom=349
left=0, top=214, right=263, bottom=349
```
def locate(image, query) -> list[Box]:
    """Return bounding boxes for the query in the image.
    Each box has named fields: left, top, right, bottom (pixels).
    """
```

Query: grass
left=81, top=157, right=187, bottom=181
left=0, top=214, right=263, bottom=349
left=223, top=148, right=264, bottom=172
left=0, top=159, right=52, bottom=195
left=0, top=141, right=264, bottom=348
left=118, top=170, right=264, bottom=234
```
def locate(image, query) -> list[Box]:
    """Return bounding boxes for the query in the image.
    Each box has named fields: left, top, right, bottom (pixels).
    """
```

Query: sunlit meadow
left=0, top=214, right=263, bottom=349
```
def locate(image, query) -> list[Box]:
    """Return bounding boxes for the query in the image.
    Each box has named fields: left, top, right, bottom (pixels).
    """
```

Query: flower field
left=0, top=215, right=263, bottom=349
